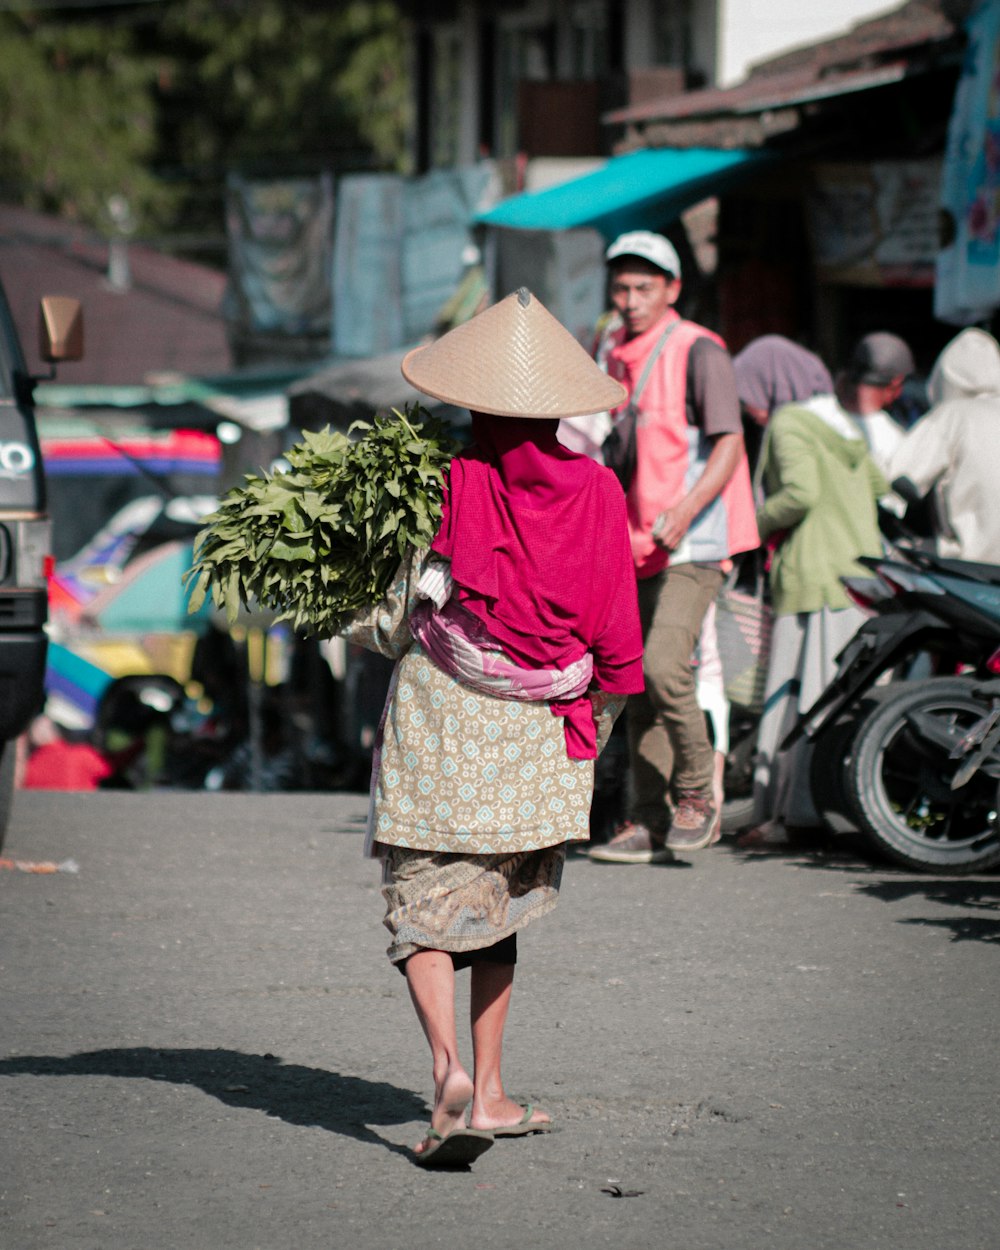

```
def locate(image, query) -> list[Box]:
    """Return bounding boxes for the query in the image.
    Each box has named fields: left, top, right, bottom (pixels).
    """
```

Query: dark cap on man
left=846, top=332, right=915, bottom=386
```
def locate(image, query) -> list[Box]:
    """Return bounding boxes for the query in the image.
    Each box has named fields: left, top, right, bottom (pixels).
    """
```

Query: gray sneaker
left=589, top=822, right=673, bottom=864
left=665, top=791, right=718, bottom=852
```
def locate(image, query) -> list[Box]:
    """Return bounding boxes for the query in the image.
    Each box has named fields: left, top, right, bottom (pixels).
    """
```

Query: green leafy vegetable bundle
left=186, top=404, right=459, bottom=636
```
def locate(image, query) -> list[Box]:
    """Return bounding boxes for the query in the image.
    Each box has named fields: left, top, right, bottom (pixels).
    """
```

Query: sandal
left=490, top=1103, right=552, bottom=1138
left=414, top=1127, right=495, bottom=1168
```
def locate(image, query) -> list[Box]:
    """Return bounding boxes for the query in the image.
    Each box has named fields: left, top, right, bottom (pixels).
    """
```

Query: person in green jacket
left=737, top=346, right=890, bottom=848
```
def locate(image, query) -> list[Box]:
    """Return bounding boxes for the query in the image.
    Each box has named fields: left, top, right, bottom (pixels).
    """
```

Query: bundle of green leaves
left=186, top=404, right=459, bottom=636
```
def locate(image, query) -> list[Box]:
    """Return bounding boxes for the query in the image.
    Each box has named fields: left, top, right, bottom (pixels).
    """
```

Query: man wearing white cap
left=590, top=230, right=759, bottom=862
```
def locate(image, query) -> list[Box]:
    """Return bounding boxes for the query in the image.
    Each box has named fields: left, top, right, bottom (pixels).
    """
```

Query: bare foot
left=470, top=1094, right=550, bottom=1133
left=414, top=1065, right=474, bottom=1155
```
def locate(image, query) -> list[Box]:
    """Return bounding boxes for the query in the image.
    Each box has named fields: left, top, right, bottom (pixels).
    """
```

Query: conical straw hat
left=401, top=287, right=627, bottom=418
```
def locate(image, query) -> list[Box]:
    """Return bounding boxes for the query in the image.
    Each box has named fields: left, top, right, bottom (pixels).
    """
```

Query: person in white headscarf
left=888, top=327, right=1000, bottom=564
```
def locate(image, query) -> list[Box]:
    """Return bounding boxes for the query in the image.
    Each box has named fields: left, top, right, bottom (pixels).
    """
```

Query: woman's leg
left=468, top=962, right=549, bottom=1130
left=748, top=612, right=807, bottom=827
left=405, top=949, right=474, bottom=1152
left=783, top=605, right=865, bottom=826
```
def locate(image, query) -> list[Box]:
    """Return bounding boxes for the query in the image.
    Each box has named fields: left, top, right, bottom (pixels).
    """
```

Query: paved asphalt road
left=1, top=790, right=998, bottom=1250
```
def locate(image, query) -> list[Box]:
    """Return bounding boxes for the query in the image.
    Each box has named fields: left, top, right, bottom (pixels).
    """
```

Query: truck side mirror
left=38, top=296, right=84, bottom=363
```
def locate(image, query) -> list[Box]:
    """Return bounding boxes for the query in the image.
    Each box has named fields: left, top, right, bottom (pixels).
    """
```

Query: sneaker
left=588, top=822, right=673, bottom=864
left=665, top=791, right=718, bottom=852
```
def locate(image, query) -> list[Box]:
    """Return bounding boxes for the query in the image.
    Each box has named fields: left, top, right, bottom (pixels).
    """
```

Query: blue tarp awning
left=475, top=147, right=770, bottom=239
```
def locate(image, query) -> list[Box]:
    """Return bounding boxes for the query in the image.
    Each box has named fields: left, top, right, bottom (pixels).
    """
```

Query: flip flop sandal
left=414, top=1127, right=495, bottom=1168
left=491, top=1103, right=553, bottom=1138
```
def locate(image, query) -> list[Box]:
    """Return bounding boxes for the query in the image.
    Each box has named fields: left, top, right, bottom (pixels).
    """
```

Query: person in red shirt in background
left=21, top=714, right=112, bottom=791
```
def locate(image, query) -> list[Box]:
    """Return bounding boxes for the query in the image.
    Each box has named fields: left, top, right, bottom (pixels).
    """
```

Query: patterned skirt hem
left=380, top=844, right=566, bottom=965
left=386, top=894, right=559, bottom=965
left=373, top=829, right=589, bottom=857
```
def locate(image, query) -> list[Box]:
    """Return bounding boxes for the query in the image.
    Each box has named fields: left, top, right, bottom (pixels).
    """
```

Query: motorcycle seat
left=932, top=555, right=1000, bottom=586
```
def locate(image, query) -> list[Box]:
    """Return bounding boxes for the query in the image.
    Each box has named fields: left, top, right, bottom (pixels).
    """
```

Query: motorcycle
left=785, top=545, right=1000, bottom=874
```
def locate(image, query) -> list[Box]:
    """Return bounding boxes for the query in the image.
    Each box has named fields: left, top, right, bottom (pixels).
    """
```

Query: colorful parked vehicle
left=0, top=281, right=83, bottom=847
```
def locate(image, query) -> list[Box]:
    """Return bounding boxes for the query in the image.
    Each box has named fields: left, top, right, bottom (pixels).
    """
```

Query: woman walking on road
left=337, top=289, right=644, bottom=1166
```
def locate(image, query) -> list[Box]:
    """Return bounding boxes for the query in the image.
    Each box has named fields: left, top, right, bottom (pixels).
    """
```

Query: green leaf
left=183, top=405, right=459, bottom=637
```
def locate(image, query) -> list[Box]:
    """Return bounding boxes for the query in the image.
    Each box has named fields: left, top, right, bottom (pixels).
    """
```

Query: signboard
left=807, top=159, right=941, bottom=287
left=935, top=0, right=1000, bottom=325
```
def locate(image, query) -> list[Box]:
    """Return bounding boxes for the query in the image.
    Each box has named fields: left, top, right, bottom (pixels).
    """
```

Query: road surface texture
left=1, top=791, right=997, bottom=1249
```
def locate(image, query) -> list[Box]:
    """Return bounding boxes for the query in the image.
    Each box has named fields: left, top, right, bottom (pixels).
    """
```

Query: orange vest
left=607, top=315, right=759, bottom=577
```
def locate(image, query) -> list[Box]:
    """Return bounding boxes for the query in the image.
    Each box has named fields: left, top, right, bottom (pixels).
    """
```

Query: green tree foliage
left=0, top=1, right=411, bottom=238
left=156, top=1, right=412, bottom=176
left=0, top=12, right=174, bottom=228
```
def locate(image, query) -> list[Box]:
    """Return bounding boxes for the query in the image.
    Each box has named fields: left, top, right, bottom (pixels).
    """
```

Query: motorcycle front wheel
left=846, top=677, right=1000, bottom=874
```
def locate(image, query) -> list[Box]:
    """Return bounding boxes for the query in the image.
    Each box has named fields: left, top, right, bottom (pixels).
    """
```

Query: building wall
left=415, top=0, right=706, bottom=169
left=715, top=0, right=903, bottom=86
left=413, top=1, right=911, bottom=169
left=624, top=0, right=718, bottom=86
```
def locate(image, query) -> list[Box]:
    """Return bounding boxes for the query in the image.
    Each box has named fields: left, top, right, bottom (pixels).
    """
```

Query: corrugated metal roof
left=604, top=60, right=916, bottom=126
left=36, top=362, right=305, bottom=433
left=287, top=348, right=466, bottom=434
left=605, top=0, right=964, bottom=129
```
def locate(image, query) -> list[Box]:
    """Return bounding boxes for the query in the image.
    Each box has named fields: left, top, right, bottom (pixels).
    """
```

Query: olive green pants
left=627, top=562, right=723, bottom=831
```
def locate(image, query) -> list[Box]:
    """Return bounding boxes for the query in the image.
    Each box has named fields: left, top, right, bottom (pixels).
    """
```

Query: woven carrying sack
left=715, top=554, right=773, bottom=712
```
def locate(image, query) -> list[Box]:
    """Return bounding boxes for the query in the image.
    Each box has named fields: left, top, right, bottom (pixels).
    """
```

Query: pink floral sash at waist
left=410, top=563, right=598, bottom=759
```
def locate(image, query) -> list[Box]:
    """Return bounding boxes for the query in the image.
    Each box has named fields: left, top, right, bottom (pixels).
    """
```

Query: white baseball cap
left=605, top=230, right=682, bottom=280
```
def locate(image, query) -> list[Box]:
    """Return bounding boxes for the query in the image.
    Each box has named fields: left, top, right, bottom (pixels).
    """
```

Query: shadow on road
left=895, top=914, right=1000, bottom=943
left=857, top=878, right=1000, bottom=944
left=719, top=830, right=874, bottom=868
left=0, top=1047, right=426, bottom=1157
left=721, top=839, right=1000, bottom=943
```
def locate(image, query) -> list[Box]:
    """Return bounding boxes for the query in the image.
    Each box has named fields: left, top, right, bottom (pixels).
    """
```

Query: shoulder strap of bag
left=628, top=317, right=681, bottom=411
left=602, top=318, right=681, bottom=491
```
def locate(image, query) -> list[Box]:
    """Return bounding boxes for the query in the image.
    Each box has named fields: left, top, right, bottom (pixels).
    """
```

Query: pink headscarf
left=431, top=413, right=643, bottom=696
